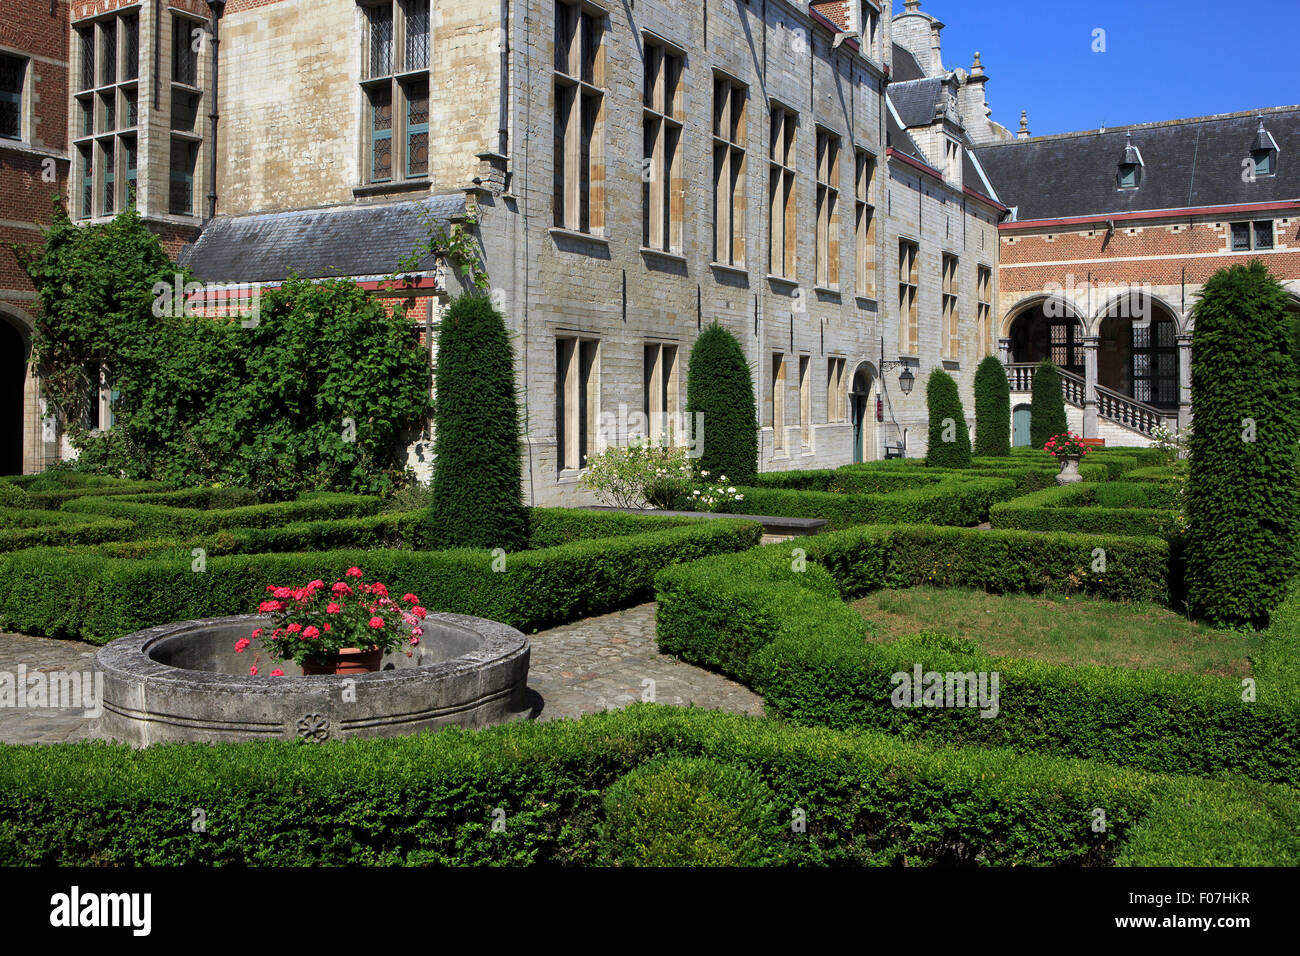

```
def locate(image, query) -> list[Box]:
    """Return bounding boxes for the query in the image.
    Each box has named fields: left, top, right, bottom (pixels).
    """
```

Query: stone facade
left=5, top=0, right=1008, bottom=493
left=177, top=0, right=1005, bottom=502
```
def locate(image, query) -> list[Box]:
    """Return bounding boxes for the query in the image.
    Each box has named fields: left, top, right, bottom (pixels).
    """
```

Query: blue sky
left=931, top=0, right=1300, bottom=136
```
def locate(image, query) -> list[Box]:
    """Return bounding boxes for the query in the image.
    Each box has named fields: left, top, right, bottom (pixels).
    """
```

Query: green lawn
left=851, top=586, right=1259, bottom=677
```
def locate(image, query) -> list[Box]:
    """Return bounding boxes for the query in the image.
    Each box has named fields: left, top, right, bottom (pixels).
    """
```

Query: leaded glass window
left=370, top=86, right=393, bottom=182
left=101, top=143, right=115, bottom=216
left=173, top=16, right=198, bottom=86
left=78, top=146, right=93, bottom=219
left=101, top=20, right=117, bottom=86
left=405, top=79, right=428, bottom=177
left=79, top=28, right=95, bottom=91
left=169, top=138, right=197, bottom=215
left=0, top=54, right=21, bottom=140
left=123, top=15, right=139, bottom=80
left=404, top=0, right=429, bottom=71
left=1254, top=220, right=1274, bottom=250
left=369, top=4, right=393, bottom=78
left=361, top=2, right=429, bottom=185
left=124, top=138, right=137, bottom=207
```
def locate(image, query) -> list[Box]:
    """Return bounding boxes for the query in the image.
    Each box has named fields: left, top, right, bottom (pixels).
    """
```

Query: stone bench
left=580, top=506, right=828, bottom=545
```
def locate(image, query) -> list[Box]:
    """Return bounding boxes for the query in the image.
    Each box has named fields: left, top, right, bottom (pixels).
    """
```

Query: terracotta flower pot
left=301, top=647, right=384, bottom=675
left=1056, top=455, right=1083, bottom=485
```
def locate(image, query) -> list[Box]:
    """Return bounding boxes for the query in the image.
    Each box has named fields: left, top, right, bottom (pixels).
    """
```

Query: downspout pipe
left=205, top=0, right=226, bottom=223
left=499, top=0, right=509, bottom=157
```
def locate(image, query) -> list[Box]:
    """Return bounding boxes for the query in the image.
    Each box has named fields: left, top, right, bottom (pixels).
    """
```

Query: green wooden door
left=1012, top=406, right=1032, bottom=447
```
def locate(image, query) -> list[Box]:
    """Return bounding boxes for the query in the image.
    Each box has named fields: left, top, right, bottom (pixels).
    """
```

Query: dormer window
left=1117, top=133, right=1143, bottom=189
left=845, top=1, right=881, bottom=59
left=861, top=2, right=881, bottom=57
left=1251, top=117, right=1278, bottom=178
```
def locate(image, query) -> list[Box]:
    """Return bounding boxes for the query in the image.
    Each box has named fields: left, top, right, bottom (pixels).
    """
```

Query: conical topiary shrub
left=973, top=355, right=1011, bottom=457
left=1186, top=261, right=1300, bottom=628
left=925, top=368, right=971, bottom=468
left=686, top=322, right=758, bottom=485
left=421, top=294, right=527, bottom=551
left=1029, top=360, right=1068, bottom=449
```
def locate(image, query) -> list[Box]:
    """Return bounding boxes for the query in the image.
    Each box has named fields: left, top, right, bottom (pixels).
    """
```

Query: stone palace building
left=1, top=0, right=1296, bottom=501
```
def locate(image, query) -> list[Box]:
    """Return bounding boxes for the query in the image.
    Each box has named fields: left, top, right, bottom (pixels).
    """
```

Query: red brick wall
left=0, top=156, right=66, bottom=310
left=1, top=0, right=71, bottom=309
left=999, top=215, right=1300, bottom=293
left=69, top=0, right=205, bottom=23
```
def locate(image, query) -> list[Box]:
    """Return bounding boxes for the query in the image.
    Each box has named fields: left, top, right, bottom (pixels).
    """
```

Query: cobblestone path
left=0, top=633, right=96, bottom=744
left=0, top=603, right=762, bottom=743
left=523, top=603, right=763, bottom=721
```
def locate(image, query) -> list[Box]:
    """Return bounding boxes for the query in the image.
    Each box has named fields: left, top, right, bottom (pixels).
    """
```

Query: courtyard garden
left=0, top=221, right=1296, bottom=868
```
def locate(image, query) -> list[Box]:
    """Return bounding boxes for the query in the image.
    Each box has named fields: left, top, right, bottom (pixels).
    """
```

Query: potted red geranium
left=1043, top=431, right=1090, bottom=485
left=236, top=566, right=427, bottom=675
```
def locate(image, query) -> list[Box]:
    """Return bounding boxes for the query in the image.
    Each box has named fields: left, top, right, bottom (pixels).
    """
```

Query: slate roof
left=178, top=193, right=467, bottom=283
left=885, top=100, right=930, bottom=168
left=890, top=76, right=944, bottom=128
left=891, top=42, right=926, bottom=82
left=972, top=106, right=1300, bottom=221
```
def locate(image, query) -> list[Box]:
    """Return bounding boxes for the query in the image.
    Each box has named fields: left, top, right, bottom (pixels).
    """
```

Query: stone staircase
left=1005, top=363, right=1174, bottom=443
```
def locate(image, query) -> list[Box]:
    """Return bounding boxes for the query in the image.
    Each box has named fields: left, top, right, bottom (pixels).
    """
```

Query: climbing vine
left=18, top=207, right=431, bottom=498
left=390, top=204, right=490, bottom=292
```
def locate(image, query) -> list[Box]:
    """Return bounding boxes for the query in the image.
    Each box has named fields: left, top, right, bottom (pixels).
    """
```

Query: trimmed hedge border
left=61, top=507, right=704, bottom=561
left=715, top=477, right=1018, bottom=530
left=0, top=509, right=137, bottom=553
left=654, top=524, right=1300, bottom=785
left=0, top=518, right=761, bottom=643
left=1126, top=465, right=1187, bottom=484
left=989, top=483, right=1177, bottom=537
left=1, top=475, right=170, bottom=510
left=59, top=492, right=384, bottom=535
left=838, top=459, right=1109, bottom=491
left=116, top=488, right=262, bottom=509
left=0, top=705, right=1294, bottom=866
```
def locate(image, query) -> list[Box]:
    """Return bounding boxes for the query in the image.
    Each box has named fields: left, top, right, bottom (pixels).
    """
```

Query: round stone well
left=92, top=613, right=531, bottom=746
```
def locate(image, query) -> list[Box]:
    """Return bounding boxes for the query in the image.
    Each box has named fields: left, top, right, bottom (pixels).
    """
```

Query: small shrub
left=686, top=323, right=758, bottom=486
left=0, top=483, right=31, bottom=509
left=600, top=756, right=785, bottom=866
left=973, top=356, right=1011, bottom=457
left=1029, top=361, right=1069, bottom=449
left=925, top=369, right=971, bottom=469
left=580, top=441, right=693, bottom=510
left=1185, top=262, right=1300, bottom=628
left=421, top=294, right=527, bottom=552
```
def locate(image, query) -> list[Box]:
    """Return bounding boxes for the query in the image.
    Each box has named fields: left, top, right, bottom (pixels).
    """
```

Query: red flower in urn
left=238, top=569, right=426, bottom=675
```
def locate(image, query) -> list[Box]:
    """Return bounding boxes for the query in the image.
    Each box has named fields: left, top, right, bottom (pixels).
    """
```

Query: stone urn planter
left=1056, top=455, right=1083, bottom=485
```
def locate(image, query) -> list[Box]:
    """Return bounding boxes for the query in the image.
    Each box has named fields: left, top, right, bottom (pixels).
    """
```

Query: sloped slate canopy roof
left=891, top=42, right=926, bottom=82
left=890, top=76, right=944, bottom=129
left=973, top=107, right=1300, bottom=221
left=885, top=104, right=930, bottom=168
left=178, top=193, right=467, bottom=283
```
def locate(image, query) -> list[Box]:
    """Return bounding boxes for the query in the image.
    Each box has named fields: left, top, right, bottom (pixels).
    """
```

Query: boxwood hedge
left=59, top=492, right=384, bottom=535
left=0, top=705, right=1294, bottom=866
left=54, top=507, right=703, bottom=561
left=0, top=509, right=137, bottom=553
left=989, top=483, right=1178, bottom=537
left=0, top=518, right=761, bottom=643
left=1, top=474, right=170, bottom=509
left=716, top=477, right=1018, bottom=530
left=654, top=525, right=1300, bottom=784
